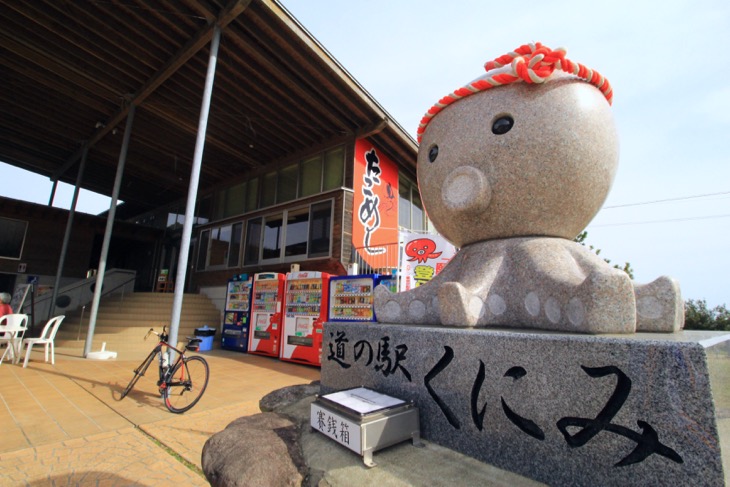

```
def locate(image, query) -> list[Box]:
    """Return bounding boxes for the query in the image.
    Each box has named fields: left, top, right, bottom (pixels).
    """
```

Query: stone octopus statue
left=375, top=43, right=683, bottom=334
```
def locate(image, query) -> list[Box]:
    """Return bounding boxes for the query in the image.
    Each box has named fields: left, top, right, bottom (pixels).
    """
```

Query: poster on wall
left=353, top=139, right=399, bottom=270
left=398, top=232, right=457, bottom=292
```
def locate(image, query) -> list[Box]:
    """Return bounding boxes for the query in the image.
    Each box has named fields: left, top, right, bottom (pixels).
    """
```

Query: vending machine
left=221, top=274, right=253, bottom=352
left=328, top=274, right=395, bottom=322
left=248, top=272, right=286, bottom=358
left=280, top=271, right=331, bottom=367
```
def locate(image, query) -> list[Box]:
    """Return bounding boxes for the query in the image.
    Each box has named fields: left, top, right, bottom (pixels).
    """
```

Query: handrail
left=20, top=268, right=137, bottom=326
left=29, top=269, right=136, bottom=305
left=100, top=273, right=137, bottom=302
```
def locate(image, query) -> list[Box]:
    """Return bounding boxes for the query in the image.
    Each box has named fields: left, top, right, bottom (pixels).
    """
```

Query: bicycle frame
left=123, top=327, right=192, bottom=394
left=154, top=339, right=187, bottom=387
left=121, top=326, right=208, bottom=413
left=159, top=342, right=190, bottom=389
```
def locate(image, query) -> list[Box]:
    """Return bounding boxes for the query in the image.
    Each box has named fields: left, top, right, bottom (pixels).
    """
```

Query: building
left=0, top=1, right=427, bottom=313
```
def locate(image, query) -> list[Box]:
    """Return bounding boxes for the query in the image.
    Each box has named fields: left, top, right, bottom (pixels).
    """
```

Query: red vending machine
left=248, top=272, right=286, bottom=358
left=280, top=270, right=331, bottom=367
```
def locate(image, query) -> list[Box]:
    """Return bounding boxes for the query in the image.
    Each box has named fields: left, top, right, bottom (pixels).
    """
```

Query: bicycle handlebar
left=144, top=325, right=167, bottom=341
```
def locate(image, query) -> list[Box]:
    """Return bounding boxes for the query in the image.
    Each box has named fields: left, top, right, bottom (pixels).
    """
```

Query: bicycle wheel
left=164, top=355, right=209, bottom=413
left=121, top=354, right=155, bottom=399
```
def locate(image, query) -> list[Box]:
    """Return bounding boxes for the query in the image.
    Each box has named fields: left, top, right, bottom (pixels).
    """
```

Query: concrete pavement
left=1, top=342, right=546, bottom=486
left=0, top=344, right=319, bottom=486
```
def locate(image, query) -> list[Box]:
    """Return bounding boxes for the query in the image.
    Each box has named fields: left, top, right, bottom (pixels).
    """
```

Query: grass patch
left=137, top=427, right=205, bottom=478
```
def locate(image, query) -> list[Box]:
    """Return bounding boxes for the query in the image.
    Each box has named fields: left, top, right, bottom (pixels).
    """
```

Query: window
left=245, top=177, right=259, bottom=212
left=228, top=222, right=243, bottom=267
left=243, top=218, right=262, bottom=266
left=399, top=175, right=427, bottom=231
left=209, top=145, right=344, bottom=215
left=277, top=164, right=298, bottom=203
left=285, top=208, right=309, bottom=257
left=241, top=200, right=333, bottom=266
left=323, top=146, right=344, bottom=190
left=224, top=183, right=246, bottom=218
left=262, top=214, right=284, bottom=261
left=411, top=191, right=425, bottom=232
left=261, top=171, right=277, bottom=208
left=166, top=205, right=210, bottom=230
left=213, top=183, right=246, bottom=219
left=0, top=217, right=28, bottom=260
left=196, top=229, right=210, bottom=270
left=308, top=201, right=332, bottom=258
left=399, top=180, right=412, bottom=229
left=300, top=156, right=322, bottom=197
left=197, top=223, right=243, bottom=270
left=214, top=191, right=226, bottom=220
left=209, top=225, right=232, bottom=267
left=196, top=196, right=211, bottom=225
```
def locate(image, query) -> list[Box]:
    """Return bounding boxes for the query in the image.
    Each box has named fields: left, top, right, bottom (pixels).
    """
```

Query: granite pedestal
left=320, top=322, right=729, bottom=486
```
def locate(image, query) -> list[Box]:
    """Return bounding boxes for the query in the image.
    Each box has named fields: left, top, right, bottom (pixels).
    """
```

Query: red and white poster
left=353, top=139, right=399, bottom=270
left=398, top=231, right=457, bottom=292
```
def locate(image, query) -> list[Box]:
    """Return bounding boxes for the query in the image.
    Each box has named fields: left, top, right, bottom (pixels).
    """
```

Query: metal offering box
left=310, top=387, right=421, bottom=467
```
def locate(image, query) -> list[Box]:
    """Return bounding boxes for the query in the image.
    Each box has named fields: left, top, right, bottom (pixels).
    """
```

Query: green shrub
left=684, top=299, right=730, bottom=331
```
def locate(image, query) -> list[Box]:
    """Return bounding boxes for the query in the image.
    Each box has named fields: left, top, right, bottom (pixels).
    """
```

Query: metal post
left=167, top=26, right=221, bottom=352
left=84, top=104, right=136, bottom=357
left=49, top=143, right=88, bottom=319
left=48, top=179, right=58, bottom=207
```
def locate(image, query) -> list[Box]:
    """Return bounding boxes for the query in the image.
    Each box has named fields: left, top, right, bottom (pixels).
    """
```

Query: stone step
left=53, top=292, right=222, bottom=354
left=66, top=311, right=219, bottom=322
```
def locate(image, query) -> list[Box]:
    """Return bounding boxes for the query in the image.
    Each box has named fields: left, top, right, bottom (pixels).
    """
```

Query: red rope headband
left=416, top=42, right=613, bottom=143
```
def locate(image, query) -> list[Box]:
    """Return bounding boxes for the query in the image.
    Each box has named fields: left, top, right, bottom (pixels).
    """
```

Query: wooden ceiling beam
left=53, top=0, right=253, bottom=180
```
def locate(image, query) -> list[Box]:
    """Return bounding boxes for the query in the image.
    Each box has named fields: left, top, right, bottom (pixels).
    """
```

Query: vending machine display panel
left=328, top=274, right=393, bottom=322
left=280, top=271, right=330, bottom=366
left=248, top=273, right=286, bottom=358
left=222, top=275, right=253, bottom=352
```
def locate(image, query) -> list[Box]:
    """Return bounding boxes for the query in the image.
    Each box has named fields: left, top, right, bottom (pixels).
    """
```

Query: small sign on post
left=310, top=387, right=421, bottom=467
left=10, top=284, right=31, bottom=313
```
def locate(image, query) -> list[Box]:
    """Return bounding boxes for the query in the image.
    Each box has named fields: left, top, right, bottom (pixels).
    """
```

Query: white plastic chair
left=22, top=315, right=65, bottom=368
left=0, top=314, right=29, bottom=365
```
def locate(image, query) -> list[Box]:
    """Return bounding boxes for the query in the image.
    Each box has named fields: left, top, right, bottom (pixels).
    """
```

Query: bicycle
left=120, top=326, right=210, bottom=414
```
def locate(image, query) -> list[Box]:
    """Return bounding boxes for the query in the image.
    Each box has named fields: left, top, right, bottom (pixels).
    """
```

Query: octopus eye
left=492, top=115, right=514, bottom=135
left=428, top=144, right=439, bottom=163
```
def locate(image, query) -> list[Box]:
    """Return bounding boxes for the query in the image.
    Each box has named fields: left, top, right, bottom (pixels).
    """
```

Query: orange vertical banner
left=353, top=139, right=399, bottom=269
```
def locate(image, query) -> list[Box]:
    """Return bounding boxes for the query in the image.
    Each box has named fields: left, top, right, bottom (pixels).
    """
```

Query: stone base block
left=320, top=323, right=729, bottom=486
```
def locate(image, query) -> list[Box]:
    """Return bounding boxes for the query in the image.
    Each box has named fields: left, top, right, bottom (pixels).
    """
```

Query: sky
left=280, top=0, right=730, bottom=308
left=2, top=0, right=728, bottom=307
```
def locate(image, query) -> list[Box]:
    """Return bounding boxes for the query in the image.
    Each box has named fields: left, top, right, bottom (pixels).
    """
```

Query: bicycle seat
left=185, top=337, right=202, bottom=352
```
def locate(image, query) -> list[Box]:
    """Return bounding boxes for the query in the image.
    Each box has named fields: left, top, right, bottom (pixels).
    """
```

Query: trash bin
left=194, top=326, right=217, bottom=352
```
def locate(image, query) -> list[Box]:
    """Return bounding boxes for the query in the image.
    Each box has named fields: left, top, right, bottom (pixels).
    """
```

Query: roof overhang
left=1, top=0, right=417, bottom=217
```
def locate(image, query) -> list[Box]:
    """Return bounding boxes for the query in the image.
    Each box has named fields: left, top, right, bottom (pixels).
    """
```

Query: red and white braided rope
left=416, top=42, right=613, bottom=143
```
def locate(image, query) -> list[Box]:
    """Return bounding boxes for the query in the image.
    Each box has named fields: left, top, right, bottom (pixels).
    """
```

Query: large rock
left=260, top=381, right=320, bottom=413
left=202, top=412, right=305, bottom=487
left=203, top=381, right=544, bottom=487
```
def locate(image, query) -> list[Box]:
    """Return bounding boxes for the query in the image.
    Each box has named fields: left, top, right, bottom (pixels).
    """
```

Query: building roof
left=1, top=0, right=417, bottom=218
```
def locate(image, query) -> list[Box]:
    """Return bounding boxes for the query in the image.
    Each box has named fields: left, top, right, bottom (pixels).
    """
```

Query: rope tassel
left=417, top=42, right=613, bottom=143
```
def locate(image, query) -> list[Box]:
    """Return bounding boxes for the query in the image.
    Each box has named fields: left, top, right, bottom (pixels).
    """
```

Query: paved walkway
left=0, top=344, right=320, bottom=486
